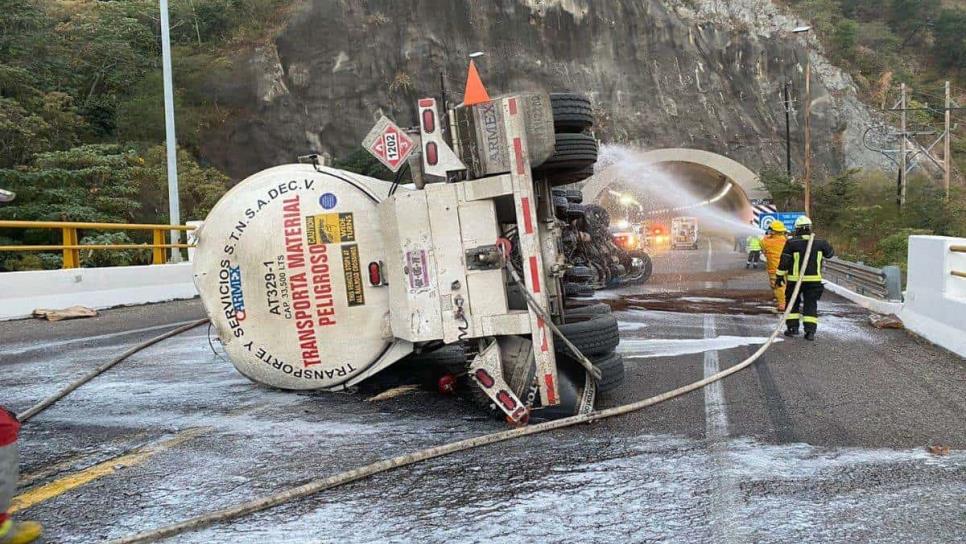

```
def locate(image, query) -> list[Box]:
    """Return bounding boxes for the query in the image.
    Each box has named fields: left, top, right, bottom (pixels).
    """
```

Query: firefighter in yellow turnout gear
left=760, top=221, right=788, bottom=311
left=776, top=216, right=834, bottom=341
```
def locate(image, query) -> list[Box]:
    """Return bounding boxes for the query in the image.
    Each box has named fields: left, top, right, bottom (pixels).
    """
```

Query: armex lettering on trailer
left=218, top=260, right=246, bottom=337
left=479, top=102, right=502, bottom=163
left=228, top=265, right=246, bottom=321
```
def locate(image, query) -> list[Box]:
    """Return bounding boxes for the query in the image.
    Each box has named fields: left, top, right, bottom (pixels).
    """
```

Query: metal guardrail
left=0, top=220, right=196, bottom=269
left=823, top=257, right=903, bottom=301
left=952, top=245, right=966, bottom=279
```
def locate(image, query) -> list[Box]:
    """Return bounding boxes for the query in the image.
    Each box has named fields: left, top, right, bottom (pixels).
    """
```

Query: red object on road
left=437, top=374, right=457, bottom=395
left=0, top=408, right=19, bottom=447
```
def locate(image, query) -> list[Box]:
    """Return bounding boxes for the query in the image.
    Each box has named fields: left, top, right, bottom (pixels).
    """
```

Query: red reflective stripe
left=513, top=138, right=525, bottom=175
left=508, top=97, right=518, bottom=115
left=418, top=98, right=434, bottom=108
left=544, top=375, right=557, bottom=404
left=521, top=197, right=534, bottom=234
left=529, top=256, right=540, bottom=293
left=537, top=318, right=549, bottom=352
left=0, top=407, right=19, bottom=447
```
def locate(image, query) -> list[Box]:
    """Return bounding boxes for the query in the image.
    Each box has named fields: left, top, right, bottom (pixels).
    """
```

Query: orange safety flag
left=462, top=60, right=491, bottom=106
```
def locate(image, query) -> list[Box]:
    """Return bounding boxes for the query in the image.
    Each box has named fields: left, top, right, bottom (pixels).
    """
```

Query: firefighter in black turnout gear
left=775, top=216, right=834, bottom=341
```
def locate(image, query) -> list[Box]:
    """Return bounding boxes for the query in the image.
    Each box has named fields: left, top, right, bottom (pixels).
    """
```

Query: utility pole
left=160, top=0, right=182, bottom=262
left=803, top=60, right=812, bottom=216
left=945, top=80, right=952, bottom=199
left=899, top=82, right=907, bottom=208
left=783, top=82, right=792, bottom=177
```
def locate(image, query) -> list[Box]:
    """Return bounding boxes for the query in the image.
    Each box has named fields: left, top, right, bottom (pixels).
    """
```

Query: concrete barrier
left=900, top=235, right=966, bottom=358
left=823, top=280, right=903, bottom=316
left=0, top=262, right=197, bottom=321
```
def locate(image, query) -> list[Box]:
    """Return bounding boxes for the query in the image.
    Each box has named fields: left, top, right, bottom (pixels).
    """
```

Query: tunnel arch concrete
left=581, top=148, right=768, bottom=223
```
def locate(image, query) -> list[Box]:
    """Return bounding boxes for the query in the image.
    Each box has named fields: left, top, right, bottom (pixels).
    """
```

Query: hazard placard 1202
left=362, top=116, right=415, bottom=172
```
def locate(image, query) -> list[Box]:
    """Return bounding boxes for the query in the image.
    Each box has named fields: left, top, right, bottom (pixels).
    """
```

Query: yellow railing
left=0, top=220, right=196, bottom=269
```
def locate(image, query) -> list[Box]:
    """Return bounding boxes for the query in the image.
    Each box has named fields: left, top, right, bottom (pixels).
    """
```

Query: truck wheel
left=552, top=195, right=570, bottom=219
left=562, top=282, right=582, bottom=297
left=563, top=202, right=586, bottom=220
left=546, top=166, right=595, bottom=187
left=566, top=302, right=613, bottom=316
left=591, top=351, right=625, bottom=393
left=536, top=134, right=598, bottom=172
left=557, top=351, right=623, bottom=394
left=550, top=92, right=594, bottom=132
left=556, top=313, right=619, bottom=358
left=406, top=344, right=467, bottom=373
left=566, top=265, right=594, bottom=281
left=624, top=251, right=653, bottom=284
left=574, top=283, right=594, bottom=297
left=552, top=188, right=583, bottom=203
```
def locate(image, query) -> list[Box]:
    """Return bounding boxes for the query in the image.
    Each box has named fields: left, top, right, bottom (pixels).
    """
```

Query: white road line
left=702, top=240, right=728, bottom=437
left=703, top=238, right=738, bottom=542
left=703, top=314, right=730, bottom=439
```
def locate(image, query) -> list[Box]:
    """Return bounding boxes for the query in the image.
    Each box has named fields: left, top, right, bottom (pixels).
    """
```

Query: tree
left=831, top=19, right=859, bottom=60
left=757, top=169, right=803, bottom=211
left=813, top=168, right=859, bottom=231
left=332, top=147, right=396, bottom=181
left=132, top=145, right=232, bottom=223
left=0, top=144, right=142, bottom=225
left=933, top=9, right=966, bottom=69
left=889, top=0, right=939, bottom=35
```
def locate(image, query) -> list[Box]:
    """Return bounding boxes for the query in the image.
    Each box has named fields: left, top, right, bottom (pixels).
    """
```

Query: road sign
left=752, top=202, right=778, bottom=225
left=362, top=116, right=415, bottom=172
left=759, top=212, right=806, bottom=232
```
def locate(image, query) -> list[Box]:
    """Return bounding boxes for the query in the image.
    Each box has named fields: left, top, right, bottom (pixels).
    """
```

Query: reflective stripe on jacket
left=776, top=234, right=835, bottom=282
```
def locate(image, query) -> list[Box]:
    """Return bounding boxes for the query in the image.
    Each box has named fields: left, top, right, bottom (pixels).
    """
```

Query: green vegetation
left=0, top=0, right=285, bottom=270
left=760, top=168, right=966, bottom=270
left=776, top=0, right=966, bottom=269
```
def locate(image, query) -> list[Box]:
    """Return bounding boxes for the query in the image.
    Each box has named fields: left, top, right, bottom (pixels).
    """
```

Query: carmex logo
left=228, top=265, right=246, bottom=321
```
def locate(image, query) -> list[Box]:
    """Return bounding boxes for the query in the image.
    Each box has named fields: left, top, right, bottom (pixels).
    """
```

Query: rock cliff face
left=201, top=0, right=887, bottom=181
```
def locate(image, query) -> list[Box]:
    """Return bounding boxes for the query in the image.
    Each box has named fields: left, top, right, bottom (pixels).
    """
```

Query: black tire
left=563, top=189, right=583, bottom=203
left=562, top=282, right=581, bottom=297
left=591, top=351, right=624, bottom=393
left=563, top=202, right=586, bottom=220
left=552, top=188, right=583, bottom=203
left=566, top=302, right=613, bottom=316
left=550, top=92, right=594, bottom=132
left=552, top=195, right=569, bottom=219
left=535, top=133, right=598, bottom=172
left=556, top=313, right=619, bottom=358
left=583, top=204, right=610, bottom=232
left=546, top=166, right=595, bottom=187
left=566, top=265, right=594, bottom=281
left=574, top=283, right=594, bottom=297
left=407, top=344, right=467, bottom=373
left=618, top=250, right=653, bottom=285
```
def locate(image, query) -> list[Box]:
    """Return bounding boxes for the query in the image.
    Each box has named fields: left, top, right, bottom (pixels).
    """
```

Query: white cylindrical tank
left=193, top=164, right=398, bottom=390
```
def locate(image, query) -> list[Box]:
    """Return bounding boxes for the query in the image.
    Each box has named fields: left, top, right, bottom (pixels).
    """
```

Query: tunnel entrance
left=580, top=147, right=768, bottom=231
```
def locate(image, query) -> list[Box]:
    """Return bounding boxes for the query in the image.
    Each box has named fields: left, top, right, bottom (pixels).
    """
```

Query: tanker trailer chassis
left=193, top=89, right=622, bottom=422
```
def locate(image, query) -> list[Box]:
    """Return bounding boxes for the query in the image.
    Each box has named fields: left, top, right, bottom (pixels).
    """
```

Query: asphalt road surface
left=2, top=238, right=964, bottom=543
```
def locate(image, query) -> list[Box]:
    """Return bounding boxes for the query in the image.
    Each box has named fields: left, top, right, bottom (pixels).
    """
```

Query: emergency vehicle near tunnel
left=192, top=65, right=626, bottom=422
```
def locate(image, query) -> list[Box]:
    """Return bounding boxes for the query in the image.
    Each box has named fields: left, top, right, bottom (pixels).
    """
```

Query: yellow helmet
left=794, top=215, right=813, bottom=228
left=769, top=221, right=786, bottom=233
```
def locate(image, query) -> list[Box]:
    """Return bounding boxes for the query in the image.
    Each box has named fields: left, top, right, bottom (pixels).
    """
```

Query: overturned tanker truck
left=193, top=72, right=640, bottom=421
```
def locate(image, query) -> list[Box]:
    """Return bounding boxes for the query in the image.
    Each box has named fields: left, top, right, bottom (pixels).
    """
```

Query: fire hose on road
left=17, top=319, right=210, bottom=423
left=100, top=236, right=814, bottom=544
